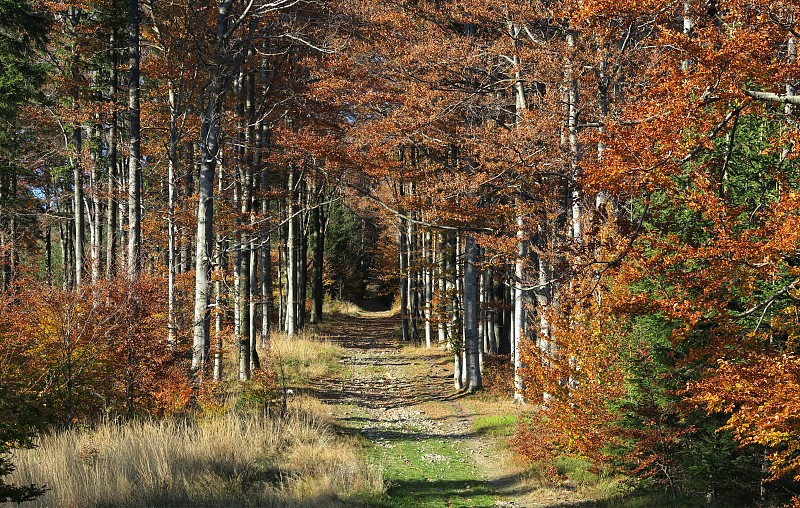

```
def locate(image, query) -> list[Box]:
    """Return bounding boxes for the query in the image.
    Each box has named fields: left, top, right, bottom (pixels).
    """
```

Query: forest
left=1, top=0, right=800, bottom=505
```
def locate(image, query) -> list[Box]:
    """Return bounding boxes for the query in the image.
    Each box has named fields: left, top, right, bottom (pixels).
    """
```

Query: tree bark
left=89, top=124, right=102, bottom=284
left=192, top=0, right=254, bottom=370
left=513, top=215, right=526, bottom=402
left=424, top=230, right=433, bottom=348
left=191, top=94, right=218, bottom=371
left=463, top=234, right=482, bottom=392
left=260, top=123, right=273, bottom=347
left=73, top=122, right=83, bottom=289
left=310, top=184, right=325, bottom=324
left=212, top=228, right=223, bottom=382
left=127, top=0, right=141, bottom=278
left=437, top=232, right=447, bottom=345
left=398, top=189, right=410, bottom=341
left=285, top=166, right=299, bottom=336
left=106, top=27, right=118, bottom=278
left=567, top=31, right=582, bottom=242
left=297, top=178, right=307, bottom=331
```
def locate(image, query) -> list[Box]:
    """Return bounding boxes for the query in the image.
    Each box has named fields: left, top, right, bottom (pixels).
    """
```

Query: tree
left=126, top=0, right=141, bottom=277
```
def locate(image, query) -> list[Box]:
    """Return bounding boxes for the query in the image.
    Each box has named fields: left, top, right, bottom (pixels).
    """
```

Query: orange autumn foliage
left=693, top=353, right=800, bottom=483
left=0, top=276, right=192, bottom=422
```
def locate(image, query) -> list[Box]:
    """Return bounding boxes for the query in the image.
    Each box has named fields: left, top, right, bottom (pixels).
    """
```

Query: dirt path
left=315, top=311, right=596, bottom=508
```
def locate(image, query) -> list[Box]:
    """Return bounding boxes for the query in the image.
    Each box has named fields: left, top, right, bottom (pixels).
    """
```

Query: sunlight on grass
left=10, top=397, right=381, bottom=507
left=473, top=413, right=517, bottom=437
left=270, top=330, right=345, bottom=387
left=368, top=436, right=496, bottom=508
left=322, top=298, right=363, bottom=317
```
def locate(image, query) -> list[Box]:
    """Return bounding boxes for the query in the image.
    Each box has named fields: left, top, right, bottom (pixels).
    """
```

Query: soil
left=314, top=310, right=596, bottom=508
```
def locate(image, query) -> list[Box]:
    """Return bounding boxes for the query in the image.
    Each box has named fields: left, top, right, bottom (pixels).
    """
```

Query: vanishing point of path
left=315, top=310, right=596, bottom=508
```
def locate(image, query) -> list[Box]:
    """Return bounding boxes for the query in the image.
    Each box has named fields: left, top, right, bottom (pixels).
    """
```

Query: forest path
left=314, top=310, right=595, bottom=508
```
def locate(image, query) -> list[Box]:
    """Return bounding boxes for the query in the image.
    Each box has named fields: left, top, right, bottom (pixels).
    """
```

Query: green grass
left=555, top=456, right=600, bottom=485
left=472, top=413, right=516, bottom=438
left=334, top=402, right=501, bottom=508
left=367, top=435, right=498, bottom=508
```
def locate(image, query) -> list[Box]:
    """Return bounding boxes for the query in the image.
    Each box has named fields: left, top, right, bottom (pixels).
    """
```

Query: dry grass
left=322, top=299, right=363, bottom=317
left=9, top=397, right=383, bottom=507
left=269, top=330, right=344, bottom=386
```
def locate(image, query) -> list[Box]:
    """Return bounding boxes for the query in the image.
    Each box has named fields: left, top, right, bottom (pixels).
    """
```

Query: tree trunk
left=424, top=231, right=433, bottom=348
left=89, top=124, right=102, bottom=284
left=478, top=247, right=486, bottom=359
left=260, top=123, right=272, bottom=347
left=192, top=0, right=254, bottom=371
left=399, top=211, right=410, bottom=342
left=106, top=27, right=118, bottom=278
left=310, top=185, right=325, bottom=324
left=513, top=216, right=526, bottom=402
left=45, top=218, right=52, bottom=284
left=567, top=31, right=582, bottom=242
left=450, top=234, right=462, bottom=390
left=166, top=80, right=179, bottom=346
left=297, top=179, right=307, bottom=331
left=212, top=232, right=223, bottom=382
left=73, top=124, right=83, bottom=289
left=463, top=234, right=482, bottom=392
left=180, top=142, right=195, bottom=274
left=285, top=166, right=299, bottom=336
left=535, top=223, right=554, bottom=402
left=192, top=99, right=218, bottom=371
left=408, top=210, right=418, bottom=345
left=0, top=175, right=9, bottom=291
left=682, top=1, right=694, bottom=72
left=245, top=71, right=259, bottom=371
left=438, top=232, right=447, bottom=345
left=127, top=0, right=141, bottom=278
left=487, top=266, right=498, bottom=354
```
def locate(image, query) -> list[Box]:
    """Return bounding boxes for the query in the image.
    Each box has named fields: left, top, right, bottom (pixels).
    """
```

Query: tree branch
left=744, top=90, right=800, bottom=105
left=735, top=279, right=799, bottom=319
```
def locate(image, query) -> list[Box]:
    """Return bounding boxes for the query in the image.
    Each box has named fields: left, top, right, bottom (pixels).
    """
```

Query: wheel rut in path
left=316, top=313, right=450, bottom=410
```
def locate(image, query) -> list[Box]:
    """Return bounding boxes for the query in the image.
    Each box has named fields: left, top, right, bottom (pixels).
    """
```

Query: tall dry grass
left=269, top=330, right=344, bottom=386
left=9, top=397, right=383, bottom=507
left=322, top=299, right=363, bottom=317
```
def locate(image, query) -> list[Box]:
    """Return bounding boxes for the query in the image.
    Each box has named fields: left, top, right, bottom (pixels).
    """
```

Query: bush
left=481, top=354, right=514, bottom=397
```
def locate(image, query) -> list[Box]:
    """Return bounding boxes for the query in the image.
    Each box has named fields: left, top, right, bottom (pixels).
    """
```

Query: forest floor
left=311, top=309, right=600, bottom=508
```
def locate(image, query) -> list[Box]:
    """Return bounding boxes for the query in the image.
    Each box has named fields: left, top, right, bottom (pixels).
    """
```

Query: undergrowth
left=9, top=330, right=381, bottom=507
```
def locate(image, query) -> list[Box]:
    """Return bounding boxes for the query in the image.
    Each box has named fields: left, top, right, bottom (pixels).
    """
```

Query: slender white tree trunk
left=513, top=216, right=526, bottom=402
left=424, top=231, right=433, bottom=348
left=285, top=167, right=299, bottom=336
left=106, top=28, right=118, bottom=278
left=167, top=82, right=178, bottom=347
left=437, top=232, right=447, bottom=345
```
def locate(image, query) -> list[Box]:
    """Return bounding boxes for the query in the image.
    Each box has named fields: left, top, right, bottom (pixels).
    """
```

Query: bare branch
left=744, top=90, right=800, bottom=105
